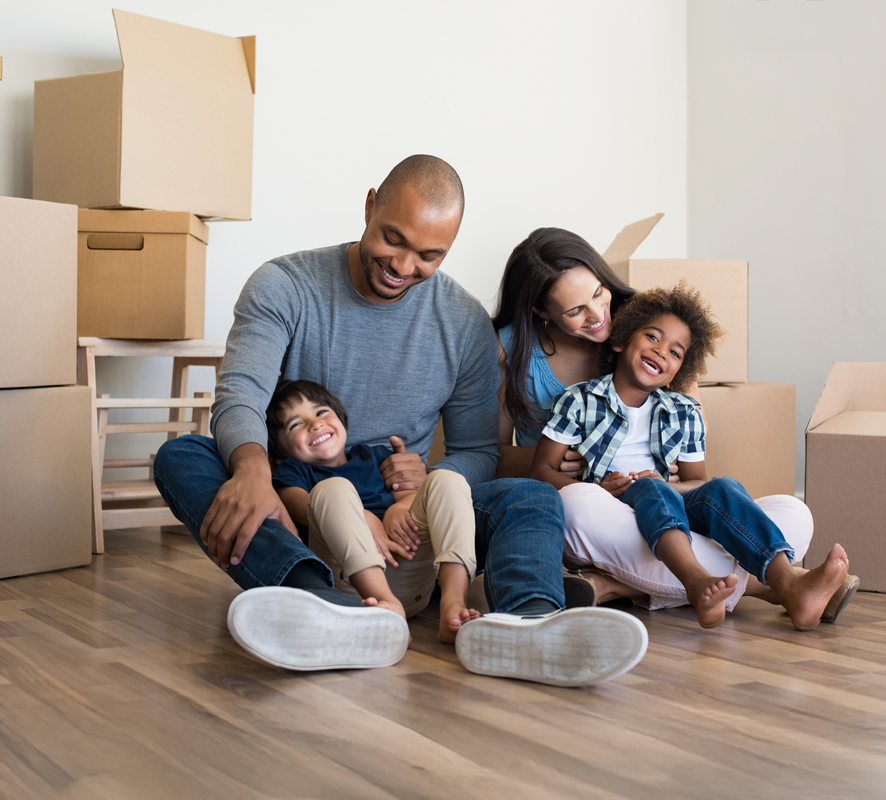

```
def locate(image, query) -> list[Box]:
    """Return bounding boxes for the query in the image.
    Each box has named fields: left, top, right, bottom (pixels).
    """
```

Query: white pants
left=560, top=482, right=813, bottom=612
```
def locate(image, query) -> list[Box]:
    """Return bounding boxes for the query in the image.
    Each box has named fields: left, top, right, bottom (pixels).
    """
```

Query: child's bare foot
left=689, top=574, right=738, bottom=629
left=779, top=544, right=849, bottom=631
left=438, top=600, right=481, bottom=645
left=362, top=595, right=407, bottom=621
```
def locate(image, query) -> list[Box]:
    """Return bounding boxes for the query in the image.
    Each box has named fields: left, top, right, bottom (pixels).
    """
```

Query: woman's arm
left=671, top=459, right=707, bottom=495
left=530, top=436, right=579, bottom=490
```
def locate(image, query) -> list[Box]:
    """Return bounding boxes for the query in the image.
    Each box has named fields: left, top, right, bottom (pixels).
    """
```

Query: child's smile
left=613, top=313, right=691, bottom=406
left=277, top=398, right=348, bottom=467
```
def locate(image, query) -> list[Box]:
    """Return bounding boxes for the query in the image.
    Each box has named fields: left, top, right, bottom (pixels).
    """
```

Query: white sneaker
left=227, top=587, right=410, bottom=671
left=455, top=607, right=648, bottom=687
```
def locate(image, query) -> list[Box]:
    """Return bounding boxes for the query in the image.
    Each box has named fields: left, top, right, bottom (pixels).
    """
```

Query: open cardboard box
left=698, top=382, right=795, bottom=499
left=602, top=214, right=748, bottom=384
left=34, top=9, right=255, bottom=221
left=805, top=362, right=886, bottom=591
left=78, top=210, right=209, bottom=339
left=1, top=196, right=77, bottom=389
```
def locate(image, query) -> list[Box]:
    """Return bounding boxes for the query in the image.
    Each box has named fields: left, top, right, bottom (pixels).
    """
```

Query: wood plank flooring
left=0, top=528, right=883, bottom=799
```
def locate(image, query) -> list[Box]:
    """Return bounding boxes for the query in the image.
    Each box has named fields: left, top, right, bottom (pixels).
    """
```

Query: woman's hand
left=559, top=448, right=587, bottom=479
left=668, top=462, right=680, bottom=483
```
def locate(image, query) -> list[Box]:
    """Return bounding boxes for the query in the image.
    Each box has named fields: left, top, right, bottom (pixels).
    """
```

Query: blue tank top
left=498, top=324, right=567, bottom=446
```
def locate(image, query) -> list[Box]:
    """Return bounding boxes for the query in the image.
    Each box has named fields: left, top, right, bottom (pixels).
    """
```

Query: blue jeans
left=620, top=476, right=794, bottom=584
left=153, top=435, right=566, bottom=613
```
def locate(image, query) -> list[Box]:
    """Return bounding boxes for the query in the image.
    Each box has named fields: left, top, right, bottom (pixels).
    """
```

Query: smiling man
left=153, top=155, right=648, bottom=686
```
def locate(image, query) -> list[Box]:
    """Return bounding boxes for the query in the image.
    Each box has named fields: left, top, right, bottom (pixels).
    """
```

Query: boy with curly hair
left=532, top=282, right=852, bottom=631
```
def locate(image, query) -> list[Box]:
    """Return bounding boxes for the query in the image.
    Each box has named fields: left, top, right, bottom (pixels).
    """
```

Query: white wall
left=687, top=0, right=886, bottom=494
left=2, top=0, right=688, bottom=468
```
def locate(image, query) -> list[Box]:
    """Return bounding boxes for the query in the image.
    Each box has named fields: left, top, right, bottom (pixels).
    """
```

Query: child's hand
left=364, top=510, right=410, bottom=566
left=383, top=505, right=421, bottom=553
left=600, top=471, right=633, bottom=498
left=632, top=470, right=664, bottom=482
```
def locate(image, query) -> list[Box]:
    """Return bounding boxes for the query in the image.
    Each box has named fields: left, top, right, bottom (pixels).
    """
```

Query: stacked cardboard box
left=33, top=8, right=256, bottom=339
left=0, top=197, right=92, bottom=578
left=602, top=215, right=795, bottom=498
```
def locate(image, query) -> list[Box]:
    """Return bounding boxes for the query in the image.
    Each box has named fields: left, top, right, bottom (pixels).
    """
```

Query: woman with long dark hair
left=492, top=227, right=820, bottom=615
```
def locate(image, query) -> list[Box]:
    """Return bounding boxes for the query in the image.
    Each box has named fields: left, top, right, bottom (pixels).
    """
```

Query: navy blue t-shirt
left=272, top=443, right=395, bottom=518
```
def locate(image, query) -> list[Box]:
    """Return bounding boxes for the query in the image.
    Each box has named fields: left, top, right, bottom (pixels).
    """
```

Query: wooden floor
left=0, top=529, right=884, bottom=800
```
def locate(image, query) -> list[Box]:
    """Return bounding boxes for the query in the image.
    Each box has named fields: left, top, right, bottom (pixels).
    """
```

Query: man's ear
left=364, top=188, right=377, bottom=225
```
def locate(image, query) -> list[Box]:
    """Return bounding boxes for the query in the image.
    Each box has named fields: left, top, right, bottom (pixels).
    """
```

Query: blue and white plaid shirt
left=544, top=374, right=705, bottom=483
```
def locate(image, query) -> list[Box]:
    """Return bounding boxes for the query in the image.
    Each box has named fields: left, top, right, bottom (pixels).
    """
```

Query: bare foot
left=689, top=574, right=738, bottom=629
left=779, top=544, right=849, bottom=631
left=362, top=595, right=407, bottom=621
left=438, top=600, right=481, bottom=645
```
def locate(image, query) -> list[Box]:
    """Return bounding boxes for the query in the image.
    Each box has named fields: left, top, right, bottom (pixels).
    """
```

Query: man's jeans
left=620, top=476, right=794, bottom=585
left=153, top=435, right=566, bottom=613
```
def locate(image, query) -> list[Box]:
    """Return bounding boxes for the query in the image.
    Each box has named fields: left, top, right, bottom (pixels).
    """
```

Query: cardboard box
left=33, top=9, right=255, bottom=221
left=602, top=214, right=748, bottom=384
left=0, top=196, right=77, bottom=389
left=698, top=382, right=796, bottom=499
left=77, top=210, right=209, bottom=340
left=0, top=386, right=92, bottom=579
left=805, top=363, right=886, bottom=591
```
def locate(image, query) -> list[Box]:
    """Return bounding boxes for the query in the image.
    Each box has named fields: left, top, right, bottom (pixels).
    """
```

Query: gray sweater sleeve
left=431, top=309, right=501, bottom=485
left=210, top=264, right=297, bottom=467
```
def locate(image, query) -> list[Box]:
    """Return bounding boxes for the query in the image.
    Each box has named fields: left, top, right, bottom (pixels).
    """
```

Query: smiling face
left=275, top=396, right=348, bottom=468
left=350, top=183, right=462, bottom=303
left=612, top=314, right=691, bottom=406
left=534, top=266, right=613, bottom=343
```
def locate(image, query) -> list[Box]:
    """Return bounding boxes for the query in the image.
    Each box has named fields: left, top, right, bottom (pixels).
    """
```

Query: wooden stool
left=77, top=338, right=225, bottom=554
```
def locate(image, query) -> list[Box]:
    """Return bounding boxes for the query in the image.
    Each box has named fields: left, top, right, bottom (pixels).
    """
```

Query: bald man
left=154, top=155, right=647, bottom=687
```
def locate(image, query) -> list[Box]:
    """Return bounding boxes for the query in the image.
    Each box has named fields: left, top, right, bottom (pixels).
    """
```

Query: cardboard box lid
left=602, top=213, right=664, bottom=265
left=78, top=209, right=209, bottom=244
left=806, top=362, right=886, bottom=433
left=812, top=410, right=886, bottom=438
left=114, top=9, right=255, bottom=93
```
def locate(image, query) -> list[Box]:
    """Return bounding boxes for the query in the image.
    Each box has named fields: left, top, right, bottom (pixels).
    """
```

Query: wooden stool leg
left=93, top=393, right=110, bottom=554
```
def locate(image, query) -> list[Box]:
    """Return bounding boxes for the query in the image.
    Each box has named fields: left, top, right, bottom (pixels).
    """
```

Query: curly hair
left=597, top=281, right=725, bottom=393
left=266, top=379, right=349, bottom=467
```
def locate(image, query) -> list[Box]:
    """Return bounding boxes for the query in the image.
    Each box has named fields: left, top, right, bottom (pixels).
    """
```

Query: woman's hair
left=265, top=379, right=349, bottom=466
left=491, top=227, right=634, bottom=431
left=597, top=281, right=725, bottom=393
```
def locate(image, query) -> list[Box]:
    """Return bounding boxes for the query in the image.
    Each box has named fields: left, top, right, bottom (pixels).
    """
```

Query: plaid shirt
left=545, top=374, right=705, bottom=483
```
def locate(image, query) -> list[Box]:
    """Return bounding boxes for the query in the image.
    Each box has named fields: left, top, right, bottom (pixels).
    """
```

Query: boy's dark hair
left=598, top=281, right=725, bottom=394
left=266, top=379, right=349, bottom=466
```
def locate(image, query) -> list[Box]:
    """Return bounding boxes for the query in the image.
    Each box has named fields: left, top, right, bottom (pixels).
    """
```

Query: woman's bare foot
left=688, top=574, right=738, bottom=629
left=775, top=544, right=849, bottom=631
left=438, top=601, right=481, bottom=644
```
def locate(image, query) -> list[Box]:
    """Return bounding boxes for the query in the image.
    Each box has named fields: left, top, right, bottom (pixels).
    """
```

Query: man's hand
left=380, top=435, right=427, bottom=492
left=559, top=448, right=587, bottom=479
left=383, top=503, right=421, bottom=553
left=199, top=443, right=298, bottom=569
left=364, top=510, right=411, bottom=567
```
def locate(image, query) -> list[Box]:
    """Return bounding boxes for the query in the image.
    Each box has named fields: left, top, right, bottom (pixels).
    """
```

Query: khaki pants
left=306, top=469, right=476, bottom=617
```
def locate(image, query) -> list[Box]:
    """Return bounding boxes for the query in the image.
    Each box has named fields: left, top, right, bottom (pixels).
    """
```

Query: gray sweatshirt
left=211, top=243, right=500, bottom=486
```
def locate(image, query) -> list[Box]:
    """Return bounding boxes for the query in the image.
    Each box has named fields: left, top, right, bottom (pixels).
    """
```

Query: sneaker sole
left=227, top=587, right=410, bottom=671
left=455, top=607, right=648, bottom=687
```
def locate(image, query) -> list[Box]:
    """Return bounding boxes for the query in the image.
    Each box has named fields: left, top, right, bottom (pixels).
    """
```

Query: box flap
left=78, top=209, right=209, bottom=244
left=602, top=213, right=664, bottom=265
left=812, top=411, right=886, bottom=437
left=806, top=362, right=886, bottom=432
left=113, top=9, right=253, bottom=92
left=239, top=36, right=256, bottom=93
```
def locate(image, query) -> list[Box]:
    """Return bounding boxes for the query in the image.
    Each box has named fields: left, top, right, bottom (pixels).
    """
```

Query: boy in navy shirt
left=267, top=380, right=480, bottom=643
